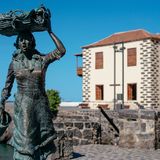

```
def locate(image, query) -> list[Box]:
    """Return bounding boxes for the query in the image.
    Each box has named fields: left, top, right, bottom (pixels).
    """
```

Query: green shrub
left=46, top=89, right=61, bottom=112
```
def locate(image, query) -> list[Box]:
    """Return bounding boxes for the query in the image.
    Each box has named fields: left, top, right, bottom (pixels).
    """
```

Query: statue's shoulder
left=12, top=49, right=45, bottom=61
left=32, top=50, right=45, bottom=60
left=12, top=49, right=21, bottom=60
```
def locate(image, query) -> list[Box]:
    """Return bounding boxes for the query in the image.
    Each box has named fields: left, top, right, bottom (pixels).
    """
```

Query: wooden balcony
left=75, top=53, right=83, bottom=77
left=77, top=67, right=83, bottom=77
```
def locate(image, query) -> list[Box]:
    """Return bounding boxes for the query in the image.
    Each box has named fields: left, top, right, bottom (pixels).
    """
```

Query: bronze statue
left=0, top=6, right=66, bottom=160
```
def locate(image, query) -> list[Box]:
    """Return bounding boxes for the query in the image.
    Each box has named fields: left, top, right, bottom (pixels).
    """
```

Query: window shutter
left=128, top=84, right=132, bottom=100
left=95, top=52, right=103, bottom=69
left=127, top=48, right=137, bottom=66
left=127, top=83, right=137, bottom=100
left=96, top=85, right=104, bottom=100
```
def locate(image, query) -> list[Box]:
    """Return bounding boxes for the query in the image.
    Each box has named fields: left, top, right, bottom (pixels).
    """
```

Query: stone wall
left=118, top=110, right=156, bottom=149
left=1, top=104, right=160, bottom=151
left=56, top=108, right=160, bottom=149
left=56, top=109, right=119, bottom=145
left=54, top=110, right=101, bottom=146
left=155, top=111, right=160, bottom=149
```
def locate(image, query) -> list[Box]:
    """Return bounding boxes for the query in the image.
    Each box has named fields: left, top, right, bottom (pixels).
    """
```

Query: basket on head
left=0, top=5, right=51, bottom=36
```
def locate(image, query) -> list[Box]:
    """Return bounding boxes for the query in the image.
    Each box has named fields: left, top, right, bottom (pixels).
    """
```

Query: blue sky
left=0, top=0, right=160, bottom=102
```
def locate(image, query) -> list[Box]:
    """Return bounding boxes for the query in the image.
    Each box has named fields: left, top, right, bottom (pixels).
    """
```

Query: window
left=96, top=85, right=104, bottom=100
left=127, top=83, right=137, bottom=100
left=95, top=52, right=103, bottom=69
left=127, top=48, right=137, bottom=66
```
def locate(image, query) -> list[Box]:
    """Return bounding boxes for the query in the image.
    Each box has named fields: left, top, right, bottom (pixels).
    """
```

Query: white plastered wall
left=84, top=41, right=143, bottom=108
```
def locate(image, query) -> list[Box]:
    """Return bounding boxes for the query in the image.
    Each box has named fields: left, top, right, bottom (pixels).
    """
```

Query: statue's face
left=18, top=34, right=32, bottom=53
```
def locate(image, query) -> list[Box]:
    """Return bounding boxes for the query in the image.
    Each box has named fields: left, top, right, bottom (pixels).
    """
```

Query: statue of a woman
left=0, top=23, right=66, bottom=159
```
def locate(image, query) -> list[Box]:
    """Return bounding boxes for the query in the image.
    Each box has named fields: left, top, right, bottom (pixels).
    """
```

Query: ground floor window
left=127, top=83, right=137, bottom=100
left=96, top=85, right=104, bottom=100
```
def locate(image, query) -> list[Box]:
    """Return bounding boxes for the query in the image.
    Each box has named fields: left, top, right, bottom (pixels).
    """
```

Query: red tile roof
left=82, top=29, right=160, bottom=48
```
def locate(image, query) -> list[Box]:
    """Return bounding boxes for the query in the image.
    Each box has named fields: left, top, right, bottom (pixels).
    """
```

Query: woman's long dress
left=1, top=48, right=63, bottom=159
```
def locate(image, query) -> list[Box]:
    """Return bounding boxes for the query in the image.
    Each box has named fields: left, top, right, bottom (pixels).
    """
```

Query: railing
left=98, top=105, right=119, bottom=135
left=134, top=102, right=144, bottom=109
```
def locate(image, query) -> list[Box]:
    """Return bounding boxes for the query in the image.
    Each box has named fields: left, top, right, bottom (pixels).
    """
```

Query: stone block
left=65, top=129, right=73, bottom=139
left=92, top=122, right=100, bottom=129
left=119, top=132, right=137, bottom=148
left=137, top=133, right=154, bottom=140
left=83, top=129, right=93, bottom=140
left=140, top=110, right=156, bottom=120
left=119, top=131, right=155, bottom=149
left=145, top=120, right=155, bottom=133
left=72, top=116, right=84, bottom=121
left=101, top=131, right=114, bottom=145
left=123, top=121, right=139, bottom=133
left=63, top=139, right=73, bottom=158
left=136, top=133, right=155, bottom=149
left=73, top=128, right=82, bottom=138
left=57, top=130, right=65, bottom=139
left=141, top=123, right=146, bottom=132
left=80, top=139, right=90, bottom=145
left=73, top=138, right=79, bottom=146
left=118, top=110, right=138, bottom=120
left=117, top=121, right=124, bottom=130
left=85, top=122, right=91, bottom=128
left=54, top=122, right=64, bottom=129
left=84, top=116, right=89, bottom=120
left=64, top=122, right=73, bottom=128
left=74, top=123, right=84, bottom=130
left=157, top=111, right=160, bottom=118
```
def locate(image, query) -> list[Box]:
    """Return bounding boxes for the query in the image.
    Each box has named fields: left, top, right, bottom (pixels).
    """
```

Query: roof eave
left=82, top=37, right=160, bottom=49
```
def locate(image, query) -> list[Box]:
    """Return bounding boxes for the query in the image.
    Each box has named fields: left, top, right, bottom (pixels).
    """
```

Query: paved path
left=72, top=145, right=160, bottom=160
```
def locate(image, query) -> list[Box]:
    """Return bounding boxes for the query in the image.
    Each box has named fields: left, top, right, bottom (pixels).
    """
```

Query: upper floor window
left=127, top=48, right=137, bottom=66
left=95, top=52, right=103, bottom=69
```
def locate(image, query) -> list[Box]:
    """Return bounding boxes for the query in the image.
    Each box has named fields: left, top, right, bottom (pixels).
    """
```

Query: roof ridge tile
left=82, top=29, right=160, bottom=48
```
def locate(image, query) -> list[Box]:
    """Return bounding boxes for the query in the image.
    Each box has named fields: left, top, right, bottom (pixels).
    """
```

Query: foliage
left=46, top=89, right=61, bottom=112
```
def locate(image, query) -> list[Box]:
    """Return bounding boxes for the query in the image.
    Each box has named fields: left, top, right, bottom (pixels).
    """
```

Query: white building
left=76, top=29, right=160, bottom=109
